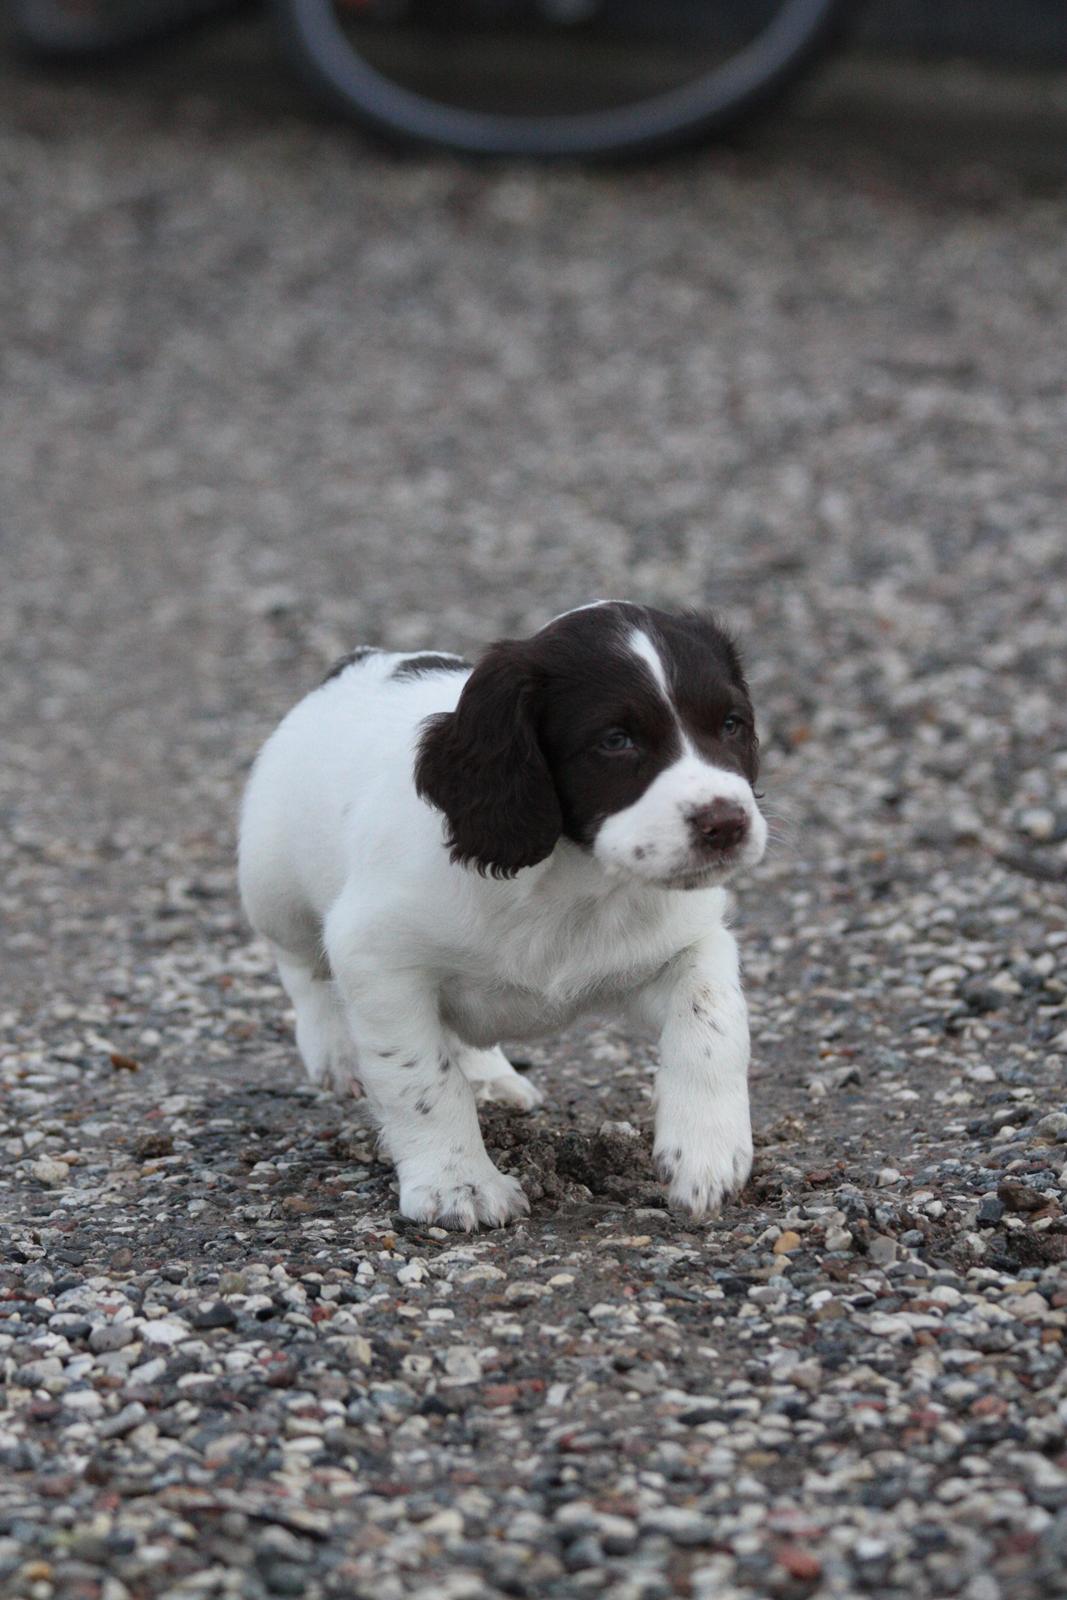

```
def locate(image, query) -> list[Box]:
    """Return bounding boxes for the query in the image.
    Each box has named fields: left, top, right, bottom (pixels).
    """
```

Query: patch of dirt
left=482, top=1109, right=662, bottom=1208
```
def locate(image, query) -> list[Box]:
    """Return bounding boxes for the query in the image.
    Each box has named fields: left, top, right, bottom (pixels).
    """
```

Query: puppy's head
left=415, top=601, right=766, bottom=886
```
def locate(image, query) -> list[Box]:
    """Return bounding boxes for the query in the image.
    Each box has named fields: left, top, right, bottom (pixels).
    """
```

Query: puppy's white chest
left=435, top=897, right=680, bottom=1048
left=439, top=970, right=631, bottom=1048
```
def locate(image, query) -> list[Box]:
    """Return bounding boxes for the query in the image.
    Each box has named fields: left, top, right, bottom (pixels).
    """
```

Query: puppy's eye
left=722, top=715, right=745, bottom=737
left=597, top=728, right=637, bottom=754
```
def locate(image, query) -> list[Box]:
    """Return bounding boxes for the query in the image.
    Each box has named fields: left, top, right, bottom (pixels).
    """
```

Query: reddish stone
left=39, top=1474, right=79, bottom=1498
left=264, top=1359, right=299, bottom=1388
left=777, top=1544, right=822, bottom=1581
left=997, top=1532, right=1039, bottom=1558
left=482, top=1384, right=520, bottom=1408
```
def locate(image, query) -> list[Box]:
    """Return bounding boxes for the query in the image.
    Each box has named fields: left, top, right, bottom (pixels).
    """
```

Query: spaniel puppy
left=238, top=602, right=766, bottom=1230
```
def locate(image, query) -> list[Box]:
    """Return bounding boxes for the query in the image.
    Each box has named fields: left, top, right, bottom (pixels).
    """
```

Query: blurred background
left=2, top=3, right=1066, bottom=1014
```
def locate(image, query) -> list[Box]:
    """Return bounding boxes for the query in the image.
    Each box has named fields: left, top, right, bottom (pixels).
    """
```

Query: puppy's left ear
left=415, top=641, right=561, bottom=878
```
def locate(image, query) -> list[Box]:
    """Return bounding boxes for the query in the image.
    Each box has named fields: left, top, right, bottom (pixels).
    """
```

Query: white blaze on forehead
left=627, top=628, right=673, bottom=705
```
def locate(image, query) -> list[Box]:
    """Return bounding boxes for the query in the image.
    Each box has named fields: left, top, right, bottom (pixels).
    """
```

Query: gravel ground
left=3, top=18, right=1067, bottom=1600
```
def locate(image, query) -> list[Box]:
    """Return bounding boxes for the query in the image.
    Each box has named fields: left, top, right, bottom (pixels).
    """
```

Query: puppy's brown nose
left=689, top=800, right=749, bottom=853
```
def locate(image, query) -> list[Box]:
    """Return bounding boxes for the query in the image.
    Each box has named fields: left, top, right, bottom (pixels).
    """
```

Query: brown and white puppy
left=239, top=602, right=767, bottom=1230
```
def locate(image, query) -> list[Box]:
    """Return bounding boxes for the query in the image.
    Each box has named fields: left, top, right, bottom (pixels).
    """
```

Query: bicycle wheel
left=273, top=0, right=852, bottom=159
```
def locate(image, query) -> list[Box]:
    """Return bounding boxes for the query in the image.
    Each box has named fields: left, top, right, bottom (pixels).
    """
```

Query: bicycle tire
left=272, top=0, right=853, bottom=159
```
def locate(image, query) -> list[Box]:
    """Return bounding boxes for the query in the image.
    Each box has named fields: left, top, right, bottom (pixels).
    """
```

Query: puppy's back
left=238, top=652, right=468, bottom=960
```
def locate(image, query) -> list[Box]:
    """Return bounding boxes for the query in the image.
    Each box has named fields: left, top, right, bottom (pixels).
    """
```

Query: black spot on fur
left=321, top=646, right=380, bottom=684
left=439, top=1056, right=452, bottom=1074
left=693, top=1003, right=723, bottom=1034
left=655, top=1148, right=682, bottom=1183
left=400, top=1057, right=418, bottom=1071
left=415, top=1098, right=433, bottom=1116
left=391, top=653, right=470, bottom=682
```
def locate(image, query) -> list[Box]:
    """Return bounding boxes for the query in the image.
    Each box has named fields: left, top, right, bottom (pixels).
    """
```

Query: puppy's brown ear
left=415, top=642, right=561, bottom=878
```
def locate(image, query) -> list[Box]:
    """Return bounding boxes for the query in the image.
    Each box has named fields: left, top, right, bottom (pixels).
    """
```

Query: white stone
left=30, top=1157, right=70, bottom=1186
left=1019, top=807, right=1055, bottom=841
left=927, top=965, right=965, bottom=989
left=420, top=1508, right=464, bottom=1537
left=965, top=1065, right=997, bottom=1084
left=140, top=1318, right=188, bottom=1346
left=504, top=1280, right=549, bottom=1304
left=63, top=1388, right=105, bottom=1417
left=454, top=1265, right=505, bottom=1285
left=128, top=1356, right=167, bottom=1384
left=441, top=1346, right=482, bottom=1384
left=929, top=1285, right=962, bottom=1307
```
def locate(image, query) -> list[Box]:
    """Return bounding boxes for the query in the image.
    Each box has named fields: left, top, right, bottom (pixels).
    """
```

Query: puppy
left=238, top=602, right=766, bottom=1229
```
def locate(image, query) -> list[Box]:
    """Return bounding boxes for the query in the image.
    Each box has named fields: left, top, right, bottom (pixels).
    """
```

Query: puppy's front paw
left=399, top=1162, right=530, bottom=1232
left=654, top=1099, right=753, bottom=1221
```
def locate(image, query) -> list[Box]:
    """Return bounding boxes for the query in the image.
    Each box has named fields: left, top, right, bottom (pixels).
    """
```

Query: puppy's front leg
left=637, top=928, right=753, bottom=1220
left=328, top=940, right=528, bottom=1231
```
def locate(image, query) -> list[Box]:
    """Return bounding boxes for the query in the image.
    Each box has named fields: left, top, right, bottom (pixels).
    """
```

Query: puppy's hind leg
left=274, top=947, right=363, bottom=1098
left=451, top=1040, right=544, bottom=1112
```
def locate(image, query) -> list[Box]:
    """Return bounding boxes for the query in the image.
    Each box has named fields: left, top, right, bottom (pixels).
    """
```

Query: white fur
left=238, top=649, right=763, bottom=1230
left=628, top=626, right=672, bottom=699
left=594, top=753, right=767, bottom=885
